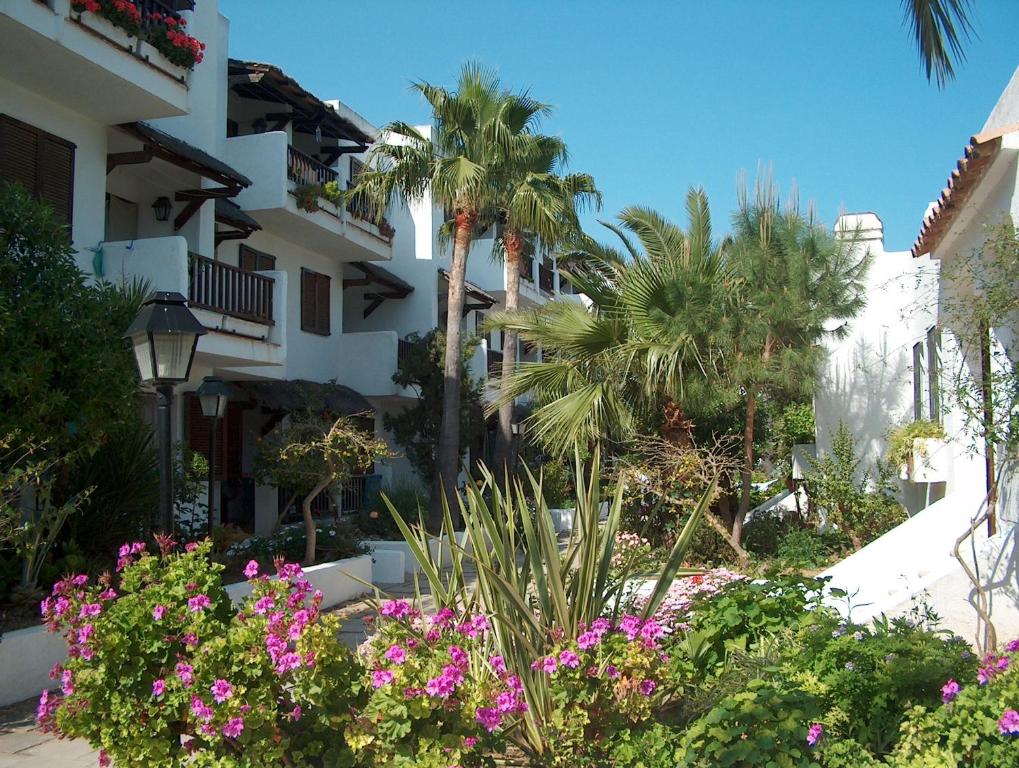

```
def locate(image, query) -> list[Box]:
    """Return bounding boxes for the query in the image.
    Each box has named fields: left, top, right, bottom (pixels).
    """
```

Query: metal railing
left=398, top=338, right=418, bottom=368
left=188, top=253, right=274, bottom=325
left=538, top=264, right=554, bottom=295
left=287, top=145, right=337, bottom=187
left=337, top=474, right=372, bottom=514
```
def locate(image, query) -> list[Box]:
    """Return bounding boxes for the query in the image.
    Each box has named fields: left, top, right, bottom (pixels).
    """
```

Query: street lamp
left=124, top=292, right=206, bottom=533
left=196, top=376, right=231, bottom=538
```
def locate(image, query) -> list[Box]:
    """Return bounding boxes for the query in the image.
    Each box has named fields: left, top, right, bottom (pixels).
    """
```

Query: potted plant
left=886, top=420, right=947, bottom=482
left=294, top=184, right=323, bottom=213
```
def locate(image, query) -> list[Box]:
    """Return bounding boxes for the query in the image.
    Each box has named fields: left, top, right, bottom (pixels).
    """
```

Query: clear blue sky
left=220, top=0, right=1018, bottom=251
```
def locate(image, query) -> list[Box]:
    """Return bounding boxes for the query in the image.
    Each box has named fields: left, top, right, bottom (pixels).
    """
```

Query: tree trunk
left=302, top=478, right=332, bottom=566
left=733, top=391, right=757, bottom=545
left=432, top=210, right=476, bottom=530
left=272, top=491, right=299, bottom=535
left=704, top=509, right=751, bottom=569
left=494, top=229, right=523, bottom=489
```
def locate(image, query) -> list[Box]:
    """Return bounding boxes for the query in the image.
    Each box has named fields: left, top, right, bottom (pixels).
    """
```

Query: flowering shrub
left=886, top=638, right=1019, bottom=767
left=37, top=539, right=363, bottom=767
left=609, top=532, right=658, bottom=578
left=144, top=12, right=205, bottom=69
left=346, top=600, right=521, bottom=767
left=628, top=568, right=743, bottom=634
left=533, top=615, right=667, bottom=766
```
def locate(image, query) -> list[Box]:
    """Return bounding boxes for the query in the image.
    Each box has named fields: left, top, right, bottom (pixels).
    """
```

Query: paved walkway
left=0, top=567, right=472, bottom=767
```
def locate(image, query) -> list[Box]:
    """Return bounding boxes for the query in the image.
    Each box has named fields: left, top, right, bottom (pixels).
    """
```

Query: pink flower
left=489, top=655, right=507, bottom=675
left=496, top=690, right=517, bottom=713
left=98, top=588, right=117, bottom=601
left=425, top=673, right=454, bottom=698
left=1006, top=638, right=1019, bottom=653
left=190, top=696, right=213, bottom=722
left=577, top=631, right=600, bottom=650
left=184, top=542, right=198, bottom=552
left=449, top=645, right=468, bottom=668
left=464, top=736, right=478, bottom=748
left=559, top=650, right=580, bottom=669
left=372, top=669, right=394, bottom=688
left=77, top=624, right=94, bottom=645
left=187, top=594, right=211, bottom=612
left=806, top=723, right=824, bottom=747
left=379, top=599, right=410, bottom=618
left=211, top=679, right=233, bottom=703
left=98, top=750, right=111, bottom=767
left=277, top=562, right=303, bottom=581
left=384, top=645, right=407, bottom=664
left=152, top=679, right=165, bottom=697
left=541, top=656, right=558, bottom=674
left=222, top=716, right=244, bottom=739
left=999, top=709, right=1019, bottom=735
left=182, top=632, right=199, bottom=649
left=61, top=669, right=74, bottom=696
left=176, top=663, right=194, bottom=688
left=425, top=628, right=441, bottom=644
left=290, top=705, right=302, bottom=721
left=605, top=665, right=620, bottom=679
left=72, top=574, right=88, bottom=587
left=275, top=652, right=301, bottom=674
left=941, top=679, right=960, bottom=703
left=153, top=604, right=166, bottom=621
left=476, top=706, right=502, bottom=732
left=243, top=560, right=259, bottom=579
left=253, top=595, right=275, bottom=615
left=618, top=614, right=641, bottom=640
left=639, top=679, right=657, bottom=696
left=591, top=618, right=611, bottom=636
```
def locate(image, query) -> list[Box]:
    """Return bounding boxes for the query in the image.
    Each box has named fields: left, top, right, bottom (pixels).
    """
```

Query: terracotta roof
left=912, top=121, right=1019, bottom=257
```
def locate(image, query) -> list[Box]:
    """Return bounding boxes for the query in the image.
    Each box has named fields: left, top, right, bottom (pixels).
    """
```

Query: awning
left=235, top=379, right=374, bottom=416
left=344, top=262, right=413, bottom=318
left=112, top=122, right=251, bottom=188
left=228, top=59, right=374, bottom=151
left=215, top=198, right=261, bottom=245
left=438, top=268, right=497, bottom=315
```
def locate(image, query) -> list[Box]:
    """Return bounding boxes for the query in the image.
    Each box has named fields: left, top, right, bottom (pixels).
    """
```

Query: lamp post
left=124, top=292, right=206, bottom=534
left=196, top=376, right=230, bottom=538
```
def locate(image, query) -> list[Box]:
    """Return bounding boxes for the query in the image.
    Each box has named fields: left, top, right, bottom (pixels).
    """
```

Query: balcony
left=99, top=236, right=284, bottom=369
left=223, top=132, right=392, bottom=262
left=538, top=263, right=555, bottom=295
left=0, top=0, right=190, bottom=122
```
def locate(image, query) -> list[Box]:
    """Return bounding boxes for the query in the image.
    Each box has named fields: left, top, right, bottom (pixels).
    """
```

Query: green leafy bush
left=38, top=540, right=364, bottom=767
left=227, top=520, right=367, bottom=569
left=360, top=483, right=422, bottom=538
left=774, top=528, right=852, bottom=571
left=886, top=419, right=947, bottom=470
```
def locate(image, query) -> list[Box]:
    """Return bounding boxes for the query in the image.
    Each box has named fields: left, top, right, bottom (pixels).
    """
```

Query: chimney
left=835, top=212, right=884, bottom=246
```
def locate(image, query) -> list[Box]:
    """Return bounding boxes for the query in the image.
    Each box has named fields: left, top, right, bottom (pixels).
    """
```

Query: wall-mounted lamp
left=152, top=196, right=172, bottom=222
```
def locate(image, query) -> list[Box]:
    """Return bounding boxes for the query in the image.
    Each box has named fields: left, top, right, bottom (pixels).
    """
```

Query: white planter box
left=224, top=555, right=372, bottom=609
left=72, top=9, right=136, bottom=53
left=361, top=532, right=470, bottom=575
left=791, top=443, right=816, bottom=480
left=0, top=623, right=68, bottom=708
left=548, top=508, right=576, bottom=534
left=371, top=549, right=405, bottom=584
left=909, top=437, right=948, bottom=484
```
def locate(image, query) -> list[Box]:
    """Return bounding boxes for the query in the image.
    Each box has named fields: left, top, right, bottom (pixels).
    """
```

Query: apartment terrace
left=0, top=0, right=194, bottom=122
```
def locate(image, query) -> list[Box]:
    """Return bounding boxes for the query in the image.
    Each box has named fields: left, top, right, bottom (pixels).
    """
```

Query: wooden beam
left=175, top=186, right=240, bottom=201
left=343, top=278, right=371, bottom=289
left=174, top=198, right=205, bottom=231
left=106, top=148, right=153, bottom=174
left=228, top=73, right=264, bottom=87
left=214, top=228, right=253, bottom=247
left=363, top=296, right=384, bottom=319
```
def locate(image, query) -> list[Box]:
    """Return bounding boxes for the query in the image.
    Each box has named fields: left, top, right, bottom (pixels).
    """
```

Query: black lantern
left=124, top=292, right=206, bottom=533
left=196, top=376, right=230, bottom=537
left=152, top=196, right=172, bottom=222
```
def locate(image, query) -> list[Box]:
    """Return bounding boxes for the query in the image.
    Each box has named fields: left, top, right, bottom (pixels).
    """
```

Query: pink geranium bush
left=345, top=600, right=522, bottom=767
left=38, top=539, right=363, bottom=767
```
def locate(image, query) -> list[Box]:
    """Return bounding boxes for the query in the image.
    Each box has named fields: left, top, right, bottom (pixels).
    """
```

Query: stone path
left=0, top=566, right=473, bottom=767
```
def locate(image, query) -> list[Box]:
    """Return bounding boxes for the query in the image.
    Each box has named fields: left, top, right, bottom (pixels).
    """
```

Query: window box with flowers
left=142, top=10, right=205, bottom=70
left=70, top=0, right=140, bottom=49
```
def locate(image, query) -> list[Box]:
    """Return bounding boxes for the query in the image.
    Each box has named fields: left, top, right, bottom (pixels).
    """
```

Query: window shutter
left=186, top=394, right=227, bottom=480
left=316, top=273, right=330, bottom=334
left=0, top=115, right=75, bottom=229
left=301, top=269, right=317, bottom=332
left=38, top=134, right=74, bottom=228
left=0, top=116, right=39, bottom=194
left=239, top=245, right=275, bottom=272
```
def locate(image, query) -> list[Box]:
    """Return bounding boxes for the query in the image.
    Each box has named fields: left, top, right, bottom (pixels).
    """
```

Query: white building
left=0, top=0, right=573, bottom=534
left=817, top=69, right=1019, bottom=647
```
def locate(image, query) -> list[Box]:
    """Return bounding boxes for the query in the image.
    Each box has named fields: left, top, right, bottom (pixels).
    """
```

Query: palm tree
left=901, top=0, right=974, bottom=88
left=348, top=63, right=550, bottom=525
left=489, top=188, right=729, bottom=457
left=724, top=179, right=871, bottom=543
left=489, top=136, right=600, bottom=482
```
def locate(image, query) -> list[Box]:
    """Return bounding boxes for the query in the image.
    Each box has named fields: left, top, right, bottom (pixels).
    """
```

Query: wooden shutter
left=316, top=272, right=330, bottom=334
left=0, top=115, right=75, bottom=229
left=186, top=395, right=227, bottom=480
left=239, top=244, right=275, bottom=272
left=301, top=268, right=330, bottom=335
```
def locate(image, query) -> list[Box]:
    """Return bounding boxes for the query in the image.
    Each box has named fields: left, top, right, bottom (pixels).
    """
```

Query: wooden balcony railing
left=287, top=145, right=338, bottom=187
left=188, top=253, right=274, bottom=325
left=346, top=180, right=371, bottom=221
left=520, top=253, right=534, bottom=282
left=538, top=264, right=554, bottom=295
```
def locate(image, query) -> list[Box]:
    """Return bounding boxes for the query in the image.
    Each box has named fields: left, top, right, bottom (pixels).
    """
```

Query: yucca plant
left=382, top=449, right=715, bottom=758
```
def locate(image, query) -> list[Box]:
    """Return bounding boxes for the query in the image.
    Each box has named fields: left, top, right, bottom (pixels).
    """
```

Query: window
left=926, top=326, right=942, bottom=421
left=239, top=244, right=276, bottom=272
left=300, top=268, right=331, bottom=335
left=912, top=341, right=926, bottom=421
left=0, top=114, right=75, bottom=228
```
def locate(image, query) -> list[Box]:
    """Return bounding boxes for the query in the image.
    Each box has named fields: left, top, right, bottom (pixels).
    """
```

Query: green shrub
left=362, top=484, right=423, bottom=538
left=774, top=528, right=852, bottom=571
left=675, top=678, right=823, bottom=767
left=227, top=520, right=367, bottom=570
